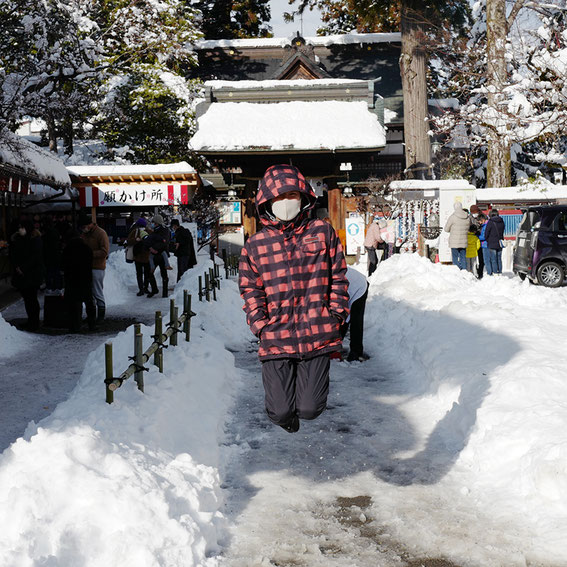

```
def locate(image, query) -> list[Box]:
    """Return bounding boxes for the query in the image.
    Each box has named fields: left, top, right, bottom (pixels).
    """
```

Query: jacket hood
left=453, top=209, right=469, bottom=220
left=256, top=165, right=316, bottom=225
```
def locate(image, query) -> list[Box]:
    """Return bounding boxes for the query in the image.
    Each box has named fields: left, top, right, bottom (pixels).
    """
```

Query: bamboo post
left=198, top=275, right=203, bottom=301
left=183, top=291, right=191, bottom=342
left=154, top=311, right=164, bottom=373
left=222, top=249, right=228, bottom=279
left=205, top=272, right=210, bottom=302
left=169, top=299, right=178, bottom=347
left=209, top=268, right=217, bottom=301
left=105, top=343, right=114, bottom=404
left=134, top=323, right=144, bottom=392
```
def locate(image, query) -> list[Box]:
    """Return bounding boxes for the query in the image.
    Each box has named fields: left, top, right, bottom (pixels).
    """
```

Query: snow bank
left=0, top=311, right=36, bottom=358
left=0, top=266, right=249, bottom=566
left=366, top=254, right=567, bottom=562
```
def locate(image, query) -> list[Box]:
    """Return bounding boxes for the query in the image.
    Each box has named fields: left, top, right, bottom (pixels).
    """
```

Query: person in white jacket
left=444, top=202, right=471, bottom=270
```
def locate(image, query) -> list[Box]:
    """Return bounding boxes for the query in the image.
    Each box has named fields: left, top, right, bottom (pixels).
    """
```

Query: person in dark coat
left=62, top=230, right=96, bottom=332
left=239, top=164, right=349, bottom=433
left=9, top=219, right=44, bottom=331
left=484, top=209, right=506, bottom=275
left=126, top=218, right=151, bottom=296
left=42, top=215, right=63, bottom=291
left=143, top=214, right=170, bottom=297
left=170, top=219, right=197, bottom=282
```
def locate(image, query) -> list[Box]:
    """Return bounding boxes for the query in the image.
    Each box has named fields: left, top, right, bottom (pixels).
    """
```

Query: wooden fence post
left=105, top=343, right=114, bottom=404
left=198, top=275, right=203, bottom=301
left=169, top=299, right=178, bottom=347
left=209, top=268, right=217, bottom=301
left=222, top=249, right=229, bottom=279
left=183, top=291, right=191, bottom=342
left=134, top=323, right=144, bottom=392
left=154, top=311, right=164, bottom=373
left=205, top=272, right=210, bottom=302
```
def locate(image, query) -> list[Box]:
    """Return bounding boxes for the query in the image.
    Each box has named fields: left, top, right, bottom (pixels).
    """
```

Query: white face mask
left=472, top=213, right=478, bottom=218
left=272, top=197, right=301, bottom=222
left=18, top=227, right=26, bottom=236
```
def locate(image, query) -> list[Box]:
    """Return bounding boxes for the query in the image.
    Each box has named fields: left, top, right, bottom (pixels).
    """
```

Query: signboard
left=79, top=184, right=194, bottom=207
left=438, top=185, right=477, bottom=262
left=219, top=201, right=242, bottom=225
left=345, top=215, right=365, bottom=255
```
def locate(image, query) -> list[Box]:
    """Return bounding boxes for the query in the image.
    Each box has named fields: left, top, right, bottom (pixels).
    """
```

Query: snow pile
left=0, top=269, right=249, bottom=566
left=366, top=254, right=567, bottom=562
left=0, top=311, right=35, bottom=358
left=103, top=250, right=138, bottom=306
left=189, top=100, right=386, bottom=151
left=0, top=131, right=70, bottom=186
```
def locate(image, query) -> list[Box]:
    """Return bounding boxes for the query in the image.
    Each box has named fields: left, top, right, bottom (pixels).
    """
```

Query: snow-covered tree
left=0, top=0, right=202, bottom=161
left=434, top=0, right=567, bottom=187
left=288, top=0, right=470, bottom=180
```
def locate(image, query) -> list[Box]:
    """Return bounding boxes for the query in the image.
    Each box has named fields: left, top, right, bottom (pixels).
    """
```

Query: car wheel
left=536, top=262, right=565, bottom=288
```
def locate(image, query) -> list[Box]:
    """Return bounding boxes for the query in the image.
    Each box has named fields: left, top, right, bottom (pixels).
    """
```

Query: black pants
left=20, top=287, right=40, bottom=329
left=135, top=261, right=151, bottom=292
left=176, top=255, right=190, bottom=282
left=261, top=354, right=330, bottom=426
left=66, top=296, right=96, bottom=332
left=147, top=254, right=168, bottom=295
left=340, top=285, right=368, bottom=358
left=477, top=248, right=484, bottom=279
left=366, top=246, right=378, bottom=276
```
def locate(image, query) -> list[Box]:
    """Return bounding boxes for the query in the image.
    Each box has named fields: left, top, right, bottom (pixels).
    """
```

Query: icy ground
left=2, top=250, right=567, bottom=566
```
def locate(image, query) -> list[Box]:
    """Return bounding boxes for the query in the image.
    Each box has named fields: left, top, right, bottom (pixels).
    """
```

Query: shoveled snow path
left=218, top=341, right=532, bottom=567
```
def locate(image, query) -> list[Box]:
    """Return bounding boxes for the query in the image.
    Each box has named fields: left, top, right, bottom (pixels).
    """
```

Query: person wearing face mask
left=9, top=219, right=45, bottom=331
left=239, top=164, right=349, bottom=434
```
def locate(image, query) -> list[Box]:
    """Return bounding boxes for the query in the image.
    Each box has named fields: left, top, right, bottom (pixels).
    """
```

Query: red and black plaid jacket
left=239, top=164, right=349, bottom=361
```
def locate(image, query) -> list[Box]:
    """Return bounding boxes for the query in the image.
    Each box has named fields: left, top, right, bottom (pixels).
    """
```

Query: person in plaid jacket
left=239, top=164, right=349, bottom=433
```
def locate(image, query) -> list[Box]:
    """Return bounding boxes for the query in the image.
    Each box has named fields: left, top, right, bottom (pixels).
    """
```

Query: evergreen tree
left=195, top=0, right=272, bottom=39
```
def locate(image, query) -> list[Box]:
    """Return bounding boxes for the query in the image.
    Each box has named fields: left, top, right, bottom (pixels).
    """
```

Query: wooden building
left=188, top=32, right=404, bottom=240
left=68, top=163, right=201, bottom=244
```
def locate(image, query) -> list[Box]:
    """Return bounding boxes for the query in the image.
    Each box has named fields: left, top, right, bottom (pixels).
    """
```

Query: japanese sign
left=79, top=184, right=194, bottom=208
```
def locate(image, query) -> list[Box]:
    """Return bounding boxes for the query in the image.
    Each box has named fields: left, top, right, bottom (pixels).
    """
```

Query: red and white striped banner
left=78, top=184, right=193, bottom=207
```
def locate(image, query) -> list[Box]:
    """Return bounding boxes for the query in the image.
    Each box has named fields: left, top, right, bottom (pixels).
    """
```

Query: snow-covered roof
left=390, top=179, right=476, bottom=191
left=66, top=162, right=196, bottom=177
left=0, top=131, right=70, bottom=186
left=195, top=32, right=401, bottom=50
left=206, top=79, right=370, bottom=89
left=189, top=101, right=385, bottom=153
left=475, top=184, right=567, bottom=202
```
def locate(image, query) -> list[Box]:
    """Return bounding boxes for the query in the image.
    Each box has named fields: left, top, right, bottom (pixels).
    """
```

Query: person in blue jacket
left=478, top=214, right=490, bottom=276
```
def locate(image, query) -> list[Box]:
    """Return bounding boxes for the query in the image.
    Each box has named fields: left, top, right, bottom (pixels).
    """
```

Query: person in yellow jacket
left=466, top=225, right=481, bottom=276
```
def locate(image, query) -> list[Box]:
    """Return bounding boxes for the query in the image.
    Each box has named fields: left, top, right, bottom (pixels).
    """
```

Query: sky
left=269, top=0, right=324, bottom=37
left=2, top=236, right=567, bottom=565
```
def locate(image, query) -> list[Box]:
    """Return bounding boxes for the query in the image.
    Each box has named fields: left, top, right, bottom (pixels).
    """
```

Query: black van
left=513, top=205, right=567, bottom=287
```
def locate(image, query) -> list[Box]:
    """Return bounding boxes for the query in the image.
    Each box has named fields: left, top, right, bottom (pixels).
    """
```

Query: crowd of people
left=445, top=202, right=506, bottom=277
left=6, top=212, right=196, bottom=333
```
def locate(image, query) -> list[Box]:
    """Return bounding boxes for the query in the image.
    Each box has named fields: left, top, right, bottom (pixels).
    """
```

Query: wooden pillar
left=327, top=179, right=342, bottom=232
left=242, top=179, right=257, bottom=240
